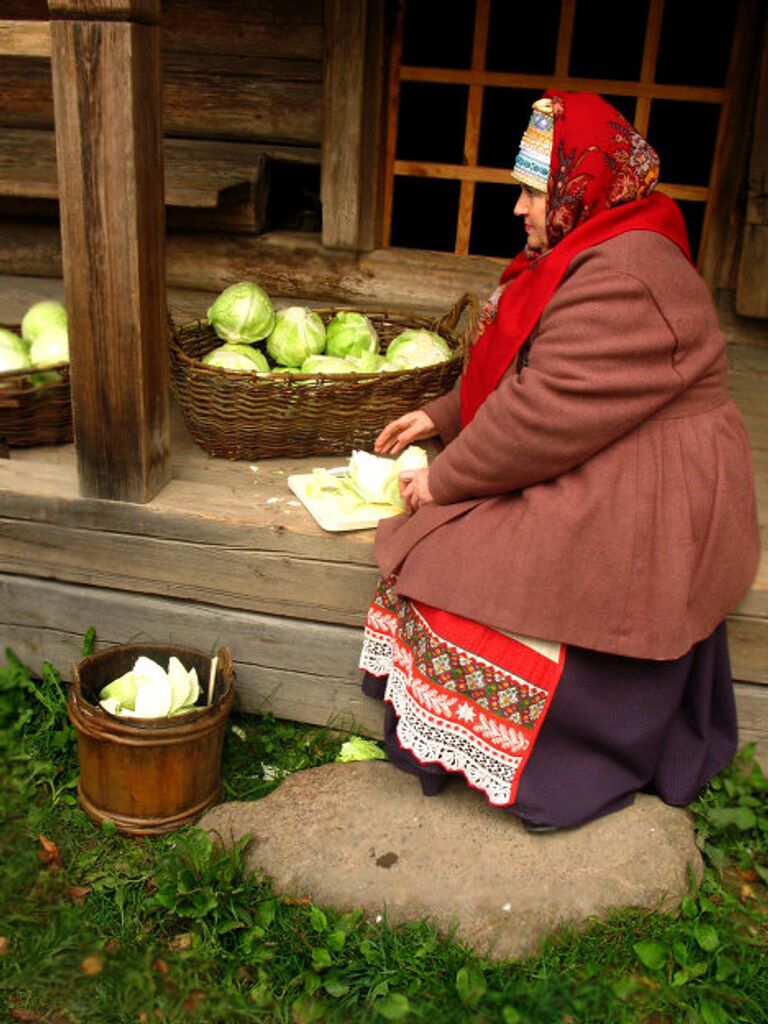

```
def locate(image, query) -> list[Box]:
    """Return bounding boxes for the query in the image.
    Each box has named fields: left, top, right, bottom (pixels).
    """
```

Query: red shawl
left=460, top=91, right=692, bottom=427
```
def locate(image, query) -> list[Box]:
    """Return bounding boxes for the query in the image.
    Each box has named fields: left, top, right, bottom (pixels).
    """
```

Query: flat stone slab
left=199, top=761, right=703, bottom=961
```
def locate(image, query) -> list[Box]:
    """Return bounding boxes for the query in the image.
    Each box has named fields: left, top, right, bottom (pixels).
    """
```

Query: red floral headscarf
left=460, top=91, right=691, bottom=427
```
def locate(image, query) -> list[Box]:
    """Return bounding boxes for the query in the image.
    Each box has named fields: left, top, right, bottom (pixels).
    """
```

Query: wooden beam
left=321, top=0, right=386, bottom=250
left=399, top=65, right=725, bottom=104
left=48, top=1, right=160, bottom=20
left=48, top=4, right=170, bottom=501
left=698, top=0, right=766, bottom=291
left=0, top=19, right=51, bottom=57
left=735, top=8, right=768, bottom=317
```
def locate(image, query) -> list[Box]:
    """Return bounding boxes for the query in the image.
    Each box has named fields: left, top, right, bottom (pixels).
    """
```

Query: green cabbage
left=207, top=281, right=275, bottom=344
left=29, top=324, right=69, bottom=368
left=98, top=655, right=200, bottom=719
left=300, top=354, right=356, bottom=374
left=0, top=342, right=31, bottom=374
left=325, top=311, right=380, bottom=359
left=266, top=306, right=326, bottom=367
left=335, top=736, right=386, bottom=762
left=345, top=351, right=388, bottom=373
left=0, top=327, right=29, bottom=356
left=202, top=344, right=269, bottom=372
left=21, top=300, right=67, bottom=343
left=385, top=329, right=451, bottom=369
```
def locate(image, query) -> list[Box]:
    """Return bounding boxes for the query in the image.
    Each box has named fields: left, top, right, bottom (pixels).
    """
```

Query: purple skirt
left=362, top=622, right=737, bottom=828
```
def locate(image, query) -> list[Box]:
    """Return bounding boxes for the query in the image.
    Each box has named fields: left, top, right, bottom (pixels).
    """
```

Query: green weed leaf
left=634, top=940, right=667, bottom=970
left=694, top=923, right=719, bottom=952
left=291, top=993, right=326, bottom=1023
left=698, top=997, right=730, bottom=1024
left=310, top=905, right=328, bottom=933
left=375, top=992, right=410, bottom=1020
left=707, top=807, right=757, bottom=831
left=456, top=965, right=487, bottom=1007
left=324, top=973, right=350, bottom=998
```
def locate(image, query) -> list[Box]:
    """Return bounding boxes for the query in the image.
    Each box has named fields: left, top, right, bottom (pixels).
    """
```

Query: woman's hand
left=398, top=467, right=433, bottom=514
left=374, top=410, right=437, bottom=455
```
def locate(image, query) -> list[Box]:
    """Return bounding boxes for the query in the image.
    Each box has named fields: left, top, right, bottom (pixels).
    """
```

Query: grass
left=1, top=641, right=767, bottom=1024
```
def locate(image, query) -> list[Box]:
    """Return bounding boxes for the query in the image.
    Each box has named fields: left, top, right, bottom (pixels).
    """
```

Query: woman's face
left=514, top=185, right=548, bottom=252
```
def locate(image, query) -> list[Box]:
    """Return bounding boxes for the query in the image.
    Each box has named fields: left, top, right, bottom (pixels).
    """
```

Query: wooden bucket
left=68, top=643, right=235, bottom=835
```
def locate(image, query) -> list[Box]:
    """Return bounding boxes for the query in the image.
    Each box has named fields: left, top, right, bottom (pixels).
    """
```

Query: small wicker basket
left=0, top=353, right=72, bottom=451
left=169, top=293, right=479, bottom=460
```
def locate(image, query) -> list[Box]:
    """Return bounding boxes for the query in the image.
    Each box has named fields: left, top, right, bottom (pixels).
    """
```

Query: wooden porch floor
left=1, top=343, right=766, bottom=760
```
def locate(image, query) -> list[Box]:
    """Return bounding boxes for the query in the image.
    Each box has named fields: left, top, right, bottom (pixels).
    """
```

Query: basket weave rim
left=169, top=307, right=464, bottom=379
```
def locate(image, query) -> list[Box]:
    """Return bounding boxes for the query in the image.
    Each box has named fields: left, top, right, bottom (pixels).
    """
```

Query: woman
left=358, top=92, right=760, bottom=830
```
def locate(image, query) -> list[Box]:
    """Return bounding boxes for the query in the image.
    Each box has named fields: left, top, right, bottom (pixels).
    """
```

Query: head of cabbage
left=207, top=282, right=275, bottom=345
left=29, top=324, right=69, bottom=368
left=21, top=300, right=67, bottom=343
left=301, top=354, right=356, bottom=375
left=385, top=329, right=451, bottom=369
left=325, top=311, right=380, bottom=360
left=0, top=329, right=30, bottom=376
left=266, top=306, right=326, bottom=367
left=202, top=344, right=269, bottom=372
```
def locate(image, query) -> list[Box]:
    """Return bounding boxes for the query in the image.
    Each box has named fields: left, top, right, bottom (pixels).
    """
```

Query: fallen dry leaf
left=167, top=932, right=193, bottom=951
left=80, top=955, right=104, bottom=976
left=736, top=867, right=759, bottom=882
left=182, top=991, right=205, bottom=1012
left=10, top=1010, right=41, bottom=1022
left=68, top=885, right=91, bottom=905
left=0, top=935, right=9, bottom=955
left=152, top=958, right=169, bottom=976
left=105, top=938, right=121, bottom=953
left=38, top=835, right=63, bottom=870
left=740, top=883, right=757, bottom=902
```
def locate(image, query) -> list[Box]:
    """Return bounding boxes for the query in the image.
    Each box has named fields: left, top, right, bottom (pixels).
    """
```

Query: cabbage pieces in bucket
left=98, top=656, right=201, bottom=719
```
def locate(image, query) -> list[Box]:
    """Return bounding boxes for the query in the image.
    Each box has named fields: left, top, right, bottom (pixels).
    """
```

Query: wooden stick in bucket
left=207, top=656, right=218, bottom=706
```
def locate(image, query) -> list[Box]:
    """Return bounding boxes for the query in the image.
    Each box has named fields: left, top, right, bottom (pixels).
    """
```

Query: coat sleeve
left=422, top=384, right=462, bottom=445
left=427, top=248, right=689, bottom=503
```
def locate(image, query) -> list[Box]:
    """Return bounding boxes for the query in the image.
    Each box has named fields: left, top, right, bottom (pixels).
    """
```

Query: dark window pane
left=656, top=2, right=737, bottom=87
left=397, top=82, right=468, bottom=164
left=469, top=182, right=522, bottom=259
left=601, top=93, right=637, bottom=126
left=647, top=100, right=720, bottom=187
left=569, top=0, right=649, bottom=81
left=401, top=0, right=476, bottom=69
left=486, top=0, right=560, bottom=73
left=390, top=177, right=461, bottom=253
left=479, top=88, right=542, bottom=168
left=676, top=200, right=705, bottom=265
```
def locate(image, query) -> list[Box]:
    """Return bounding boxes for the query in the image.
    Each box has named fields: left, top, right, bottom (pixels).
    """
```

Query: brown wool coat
left=374, top=231, right=761, bottom=660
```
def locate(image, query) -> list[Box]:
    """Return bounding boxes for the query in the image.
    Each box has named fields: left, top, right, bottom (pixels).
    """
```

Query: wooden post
left=47, top=0, right=170, bottom=502
left=321, top=0, right=387, bottom=251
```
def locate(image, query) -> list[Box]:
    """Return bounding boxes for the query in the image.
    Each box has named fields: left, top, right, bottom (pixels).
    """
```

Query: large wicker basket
left=169, top=293, right=479, bottom=460
left=0, top=353, right=72, bottom=451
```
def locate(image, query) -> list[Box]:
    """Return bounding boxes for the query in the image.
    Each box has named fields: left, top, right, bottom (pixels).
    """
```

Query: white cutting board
left=287, top=473, right=402, bottom=532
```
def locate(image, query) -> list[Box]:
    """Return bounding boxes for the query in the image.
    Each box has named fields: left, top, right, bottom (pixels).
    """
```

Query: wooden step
left=0, top=128, right=280, bottom=232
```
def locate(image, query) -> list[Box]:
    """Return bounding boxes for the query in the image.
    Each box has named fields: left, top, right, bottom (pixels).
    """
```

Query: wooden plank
left=735, top=9, right=768, bottom=317
left=1, top=574, right=765, bottom=755
left=554, top=0, right=575, bottom=77
left=380, top=0, right=404, bottom=248
left=698, top=0, right=765, bottom=291
left=633, top=0, right=664, bottom=138
left=160, top=0, right=323, bottom=61
left=455, top=0, right=491, bottom=257
left=48, top=0, right=160, bottom=19
left=399, top=65, right=725, bottom=104
left=729, top=615, right=768, bottom=685
left=49, top=17, right=170, bottom=501
left=0, top=53, right=322, bottom=144
left=0, top=18, right=50, bottom=56
left=734, top=682, right=768, bottom=766
left=0, top=572, right=383, bottom=735
left=0, top=518, right=379, bottom=627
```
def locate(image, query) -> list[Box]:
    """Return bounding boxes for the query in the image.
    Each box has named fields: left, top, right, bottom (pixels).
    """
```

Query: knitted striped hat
left=512, top=98, right=554, bottom=192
